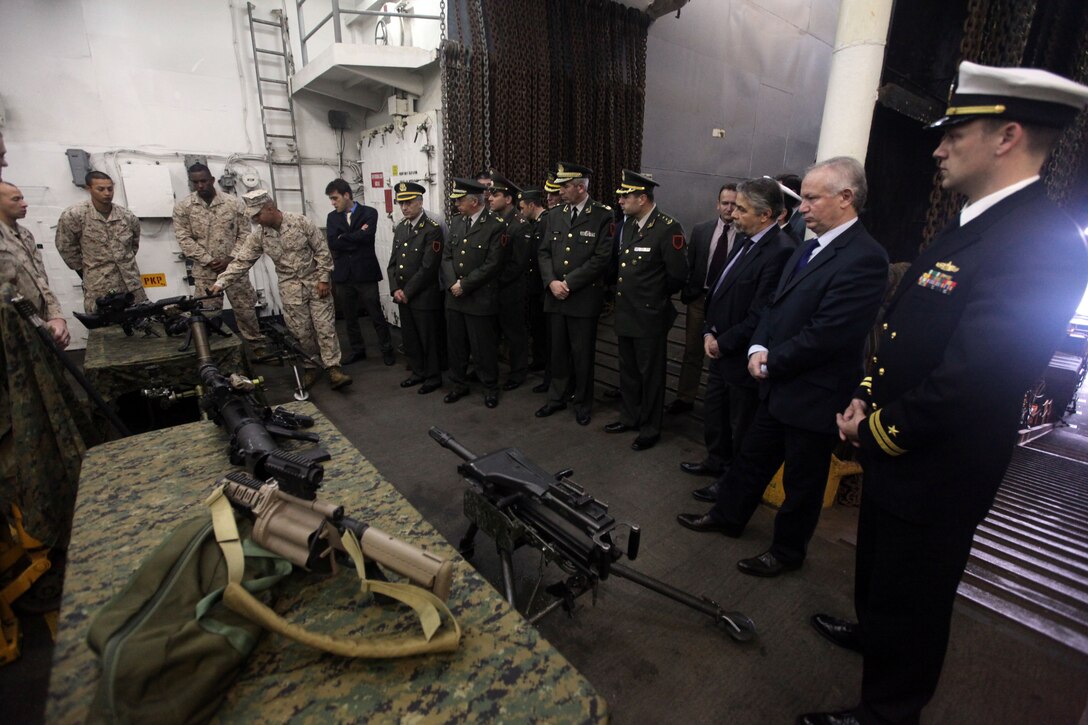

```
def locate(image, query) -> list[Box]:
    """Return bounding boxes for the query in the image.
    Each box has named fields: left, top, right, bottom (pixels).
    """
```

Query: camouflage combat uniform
left=173, top=191, right=263, bottom=344
left=215, top=212, right=340, bottom=368
left=0, top=220, right=64, bottom=320
left=55, top=200, right=147, bottom=313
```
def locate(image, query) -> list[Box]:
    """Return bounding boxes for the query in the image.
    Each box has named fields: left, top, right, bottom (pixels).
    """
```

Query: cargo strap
left=206, top=486, right=460, bottom=657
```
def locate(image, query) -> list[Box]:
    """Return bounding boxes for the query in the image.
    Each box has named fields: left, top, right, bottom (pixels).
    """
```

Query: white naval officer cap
left=929, top=61, right=1088, bottom=129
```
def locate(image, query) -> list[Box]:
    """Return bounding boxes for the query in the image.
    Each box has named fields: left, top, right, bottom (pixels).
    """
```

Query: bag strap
left=205, top=486, right=461, bottom=657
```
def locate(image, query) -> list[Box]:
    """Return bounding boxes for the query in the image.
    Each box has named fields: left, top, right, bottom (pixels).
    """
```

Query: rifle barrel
left=429, top=427, right=476, bottom=462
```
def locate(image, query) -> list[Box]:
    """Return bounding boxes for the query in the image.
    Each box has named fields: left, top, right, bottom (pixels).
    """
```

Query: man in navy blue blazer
left=678, top=157, right=888, bottom=579
left=325, top=179, right=395, bottom=366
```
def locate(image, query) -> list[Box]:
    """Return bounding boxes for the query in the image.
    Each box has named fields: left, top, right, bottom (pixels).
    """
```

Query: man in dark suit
left=519, top=187, right=549, bottom=377
left=535, top=162, right=613, bottom=426
left=677, top=157, right=888, bottom=578
left=441, top=178, right=505, bottom=408
left=325, top=179, right=395, bottom=366
left=388, top=182, right=444, bottom=395
left=801, top=63, right=1088, bottom=725
left=775, top=173, right=806, bottom=245
left=669, top=183, right=738, bottom=420
left=605, top=170, right=689, bottom=451
left=688, top=177, right=795, bottom=502
left=488, top=173, right=532, bottom=390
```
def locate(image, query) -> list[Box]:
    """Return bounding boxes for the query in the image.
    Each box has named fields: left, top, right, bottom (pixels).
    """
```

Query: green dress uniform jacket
left=538, top=199, right=613, bottom=317
left=389, top=213, right=444, bottom=310
left=441, top=211, right=505, bottom=315
left=614, top=207, right=689, bottom=337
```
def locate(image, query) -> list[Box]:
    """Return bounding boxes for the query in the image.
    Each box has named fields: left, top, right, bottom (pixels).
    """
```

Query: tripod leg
left=498, top=547, right=517, bottom=607
left=458, top=523, right=478, bottom=559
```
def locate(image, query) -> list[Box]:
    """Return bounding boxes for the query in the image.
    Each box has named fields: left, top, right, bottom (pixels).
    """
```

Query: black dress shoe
left=604, top=421, right=634, bottom=434
left=691, top=481, right=720, bottom=503
left=444, top=389, right=469, bottom=404
left=532, top=382, right=549, bottom=393
left=810, top=614, right=863, bottom=653
left=484, top=393, right=499, bottom=408
left=676, top=513, right=742, bottom=536
left=737, top=551, right=802, bottom=577
left=664, top=399, right=694, bottom=415
left=400, top=376, right=424, bottom=388
left=535, top=403, right=566, bottom=418
left=417, top=382, right=441, bottom=395
left=603, top=388, right=622, bottom=399
left=501, top=379, right=522, bottom=391
left=796, top=710, right=861, bottom=725
left=382, top=350, right=396, bottom=366
left=576, top=411, right=591, bottom=426
left=344, top=351, right=367, bottom=365
left=680, top=461, right=722, bottom=477
left=631, top=434, right=660, bottom=451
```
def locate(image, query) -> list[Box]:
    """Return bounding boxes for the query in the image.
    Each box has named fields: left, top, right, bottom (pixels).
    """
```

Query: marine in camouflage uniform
left=488, top=174, right=532, bottom=390
left=213, top=191, right=351, bottom=390
left=55, top=172, right=147, bottom=313
left=388, top=182, right=444, bottom=392
left=609, top=171, right=688, bottom=450
left=440, top=178, right=505, bottom=406
left=536, top=162, right=613, bottom=425
left=173, top=165, right=263, bottom=346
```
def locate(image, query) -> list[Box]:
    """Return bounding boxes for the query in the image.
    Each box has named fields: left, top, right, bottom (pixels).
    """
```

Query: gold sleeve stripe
left=869, top=409, right=907, bottom=457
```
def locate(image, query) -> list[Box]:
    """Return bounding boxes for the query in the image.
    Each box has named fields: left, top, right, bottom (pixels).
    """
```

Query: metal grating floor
left=960, top=430, right=1088, bottom=654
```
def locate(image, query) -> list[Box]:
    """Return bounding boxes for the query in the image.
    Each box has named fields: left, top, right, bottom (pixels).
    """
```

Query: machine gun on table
left=430, top=428, right=756, bottom=641
left=255, top=316, right=322, bottom=401
left=74, top=290, right=227, bottom=338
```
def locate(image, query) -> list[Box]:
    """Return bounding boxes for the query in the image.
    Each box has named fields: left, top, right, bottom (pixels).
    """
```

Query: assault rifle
left=430, top=428, right=756, bottom=641
left=219, top=471, right=453, bottom=600
left=256, top=316, right=321, bottom=401
left=74, top=291, right=227, bottom=338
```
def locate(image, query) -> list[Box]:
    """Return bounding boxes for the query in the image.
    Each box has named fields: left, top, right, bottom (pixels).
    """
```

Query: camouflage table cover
left=46, top=402, right=608, bottom=723
left=83, top=323, right=248, bottom=402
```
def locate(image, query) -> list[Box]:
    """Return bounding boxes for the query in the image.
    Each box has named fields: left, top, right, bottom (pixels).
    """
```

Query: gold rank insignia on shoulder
left=660, top=215, right=675, bottom=224
left=935, top=261, right=960, bottom=273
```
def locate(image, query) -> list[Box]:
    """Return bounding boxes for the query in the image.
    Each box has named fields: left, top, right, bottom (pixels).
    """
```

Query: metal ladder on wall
left=246, top=2, right=307, bottom=214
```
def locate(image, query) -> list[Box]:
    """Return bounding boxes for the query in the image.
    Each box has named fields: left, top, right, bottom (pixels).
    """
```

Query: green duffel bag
left=86, top=515, right=291, bottom=725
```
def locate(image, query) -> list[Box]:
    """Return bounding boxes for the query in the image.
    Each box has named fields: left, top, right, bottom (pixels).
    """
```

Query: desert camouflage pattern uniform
left=46, top=402, right=607, bottom=723
left=215, top=212, right=340, bottom=368
left=0, top=282, right=99, bottom=550
left=55, top=200, right=147, bottom=313
left=0, top=220, right=64, bottom=320
left=173, top=191, right=263, bottom=344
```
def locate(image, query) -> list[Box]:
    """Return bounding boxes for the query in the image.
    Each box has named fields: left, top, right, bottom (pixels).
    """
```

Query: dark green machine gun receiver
left=430, top=428, right=756, bottom=642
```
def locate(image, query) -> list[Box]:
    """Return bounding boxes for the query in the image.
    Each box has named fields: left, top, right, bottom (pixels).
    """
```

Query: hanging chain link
left=439, top=0, right=648, bottom=205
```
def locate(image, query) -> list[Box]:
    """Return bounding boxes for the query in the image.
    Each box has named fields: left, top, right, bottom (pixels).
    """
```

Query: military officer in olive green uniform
left=441, top=178, right=506, bottom=408
left=534, top=162, right=613, bottom=426
left=519, top=187, right=549, bottom=376
left=388, top=182, right=445, bottom=394
left=488, top=174, right=533, bottom=390
left=604, top=170, right=688, bottom=451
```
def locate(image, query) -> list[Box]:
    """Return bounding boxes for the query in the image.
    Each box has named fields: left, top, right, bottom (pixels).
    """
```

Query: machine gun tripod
left=255, top=316, right=322, bottom=401
left=430, top=428, right=756, bottom=642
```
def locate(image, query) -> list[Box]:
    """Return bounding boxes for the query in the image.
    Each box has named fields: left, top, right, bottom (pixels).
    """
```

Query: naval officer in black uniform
left=801, top=62, right=1088, bottom=725
left=535, top=162, right=614, bottom=426
left=440, top=178, right=506, bottom=408
left=603, top=170, right=689, bottom=450
left=388, top=181, right=444, bottom=394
